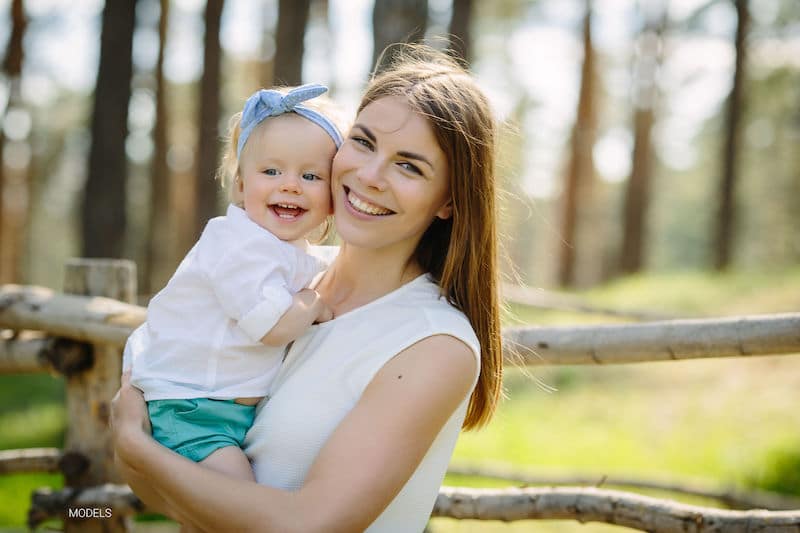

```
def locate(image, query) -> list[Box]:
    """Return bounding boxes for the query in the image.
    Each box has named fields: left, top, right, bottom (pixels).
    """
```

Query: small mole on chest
left=397, top=375, right=403, bottom=379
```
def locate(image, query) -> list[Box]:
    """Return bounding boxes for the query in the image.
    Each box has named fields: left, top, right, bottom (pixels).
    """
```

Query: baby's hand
left=296, top=288, right=333, bottom=324
left=315, top=299, right=334, bottom=323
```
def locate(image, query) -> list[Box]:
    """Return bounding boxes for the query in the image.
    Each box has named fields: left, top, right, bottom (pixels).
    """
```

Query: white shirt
left=243, top=272, right=481, bottom=533
left=127, top=204, right=327, bottom=401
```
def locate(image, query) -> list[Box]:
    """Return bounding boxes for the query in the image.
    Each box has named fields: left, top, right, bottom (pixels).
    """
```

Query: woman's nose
left=356, top=158, right=387, bottom=191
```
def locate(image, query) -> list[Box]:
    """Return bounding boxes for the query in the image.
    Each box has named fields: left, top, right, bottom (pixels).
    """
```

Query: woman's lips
left=344, top=186, right=394, bottom=216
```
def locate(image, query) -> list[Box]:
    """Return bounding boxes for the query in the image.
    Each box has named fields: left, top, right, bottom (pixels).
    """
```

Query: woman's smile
left=343, top=186, right=395, bottom=217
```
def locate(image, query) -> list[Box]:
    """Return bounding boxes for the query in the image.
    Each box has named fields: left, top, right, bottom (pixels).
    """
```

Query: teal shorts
left=147, top=398, right=256, bottom=462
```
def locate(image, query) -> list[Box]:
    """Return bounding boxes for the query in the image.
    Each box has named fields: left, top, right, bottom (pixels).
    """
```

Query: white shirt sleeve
left=199, top=226, right=295, bottom=343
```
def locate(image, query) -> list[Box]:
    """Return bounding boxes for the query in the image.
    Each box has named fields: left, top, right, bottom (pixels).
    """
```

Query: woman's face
left=331, top=96, right=452, bottom=256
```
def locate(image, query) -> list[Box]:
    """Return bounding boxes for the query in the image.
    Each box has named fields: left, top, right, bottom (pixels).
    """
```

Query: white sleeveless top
left=243, top=273, right=481, bottom=532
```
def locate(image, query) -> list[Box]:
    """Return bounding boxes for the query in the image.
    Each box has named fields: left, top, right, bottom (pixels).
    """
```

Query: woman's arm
left=113, top=334, right=477, bottom=533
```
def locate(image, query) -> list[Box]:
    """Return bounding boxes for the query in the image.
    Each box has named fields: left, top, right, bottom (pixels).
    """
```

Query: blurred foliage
left=749, top=444, right=800, bottom=497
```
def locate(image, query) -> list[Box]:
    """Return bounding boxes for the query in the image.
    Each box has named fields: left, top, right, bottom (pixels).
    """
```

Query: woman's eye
left=398, top=162, right=422, bottom=175
left=264, top=168, right=280, bottom=176
left=351, top=136, right=373, bottom=150
left=302, top=173, right=320, bottom=181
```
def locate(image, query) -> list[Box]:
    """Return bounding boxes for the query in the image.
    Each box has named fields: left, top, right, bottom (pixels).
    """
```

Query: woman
left=112, top=46, right=502, bottom=533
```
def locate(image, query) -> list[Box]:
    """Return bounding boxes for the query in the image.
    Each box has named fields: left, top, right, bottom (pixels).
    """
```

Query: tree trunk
left=258, top=1, right=276, bottom=89
left=619, top=8, right=666, bottom=275
left=0, top=0, right=28, bottom=283
left=81, top=0, right=137, bottom=259
left=194, top=0, right=225, bottom=240
left=713, top=0, right=749, bottom=270
left=372, top=0, right=428, bottom=74
left=448, top=0, right=473, bottom=64
left=143, top=0, right=171, bottom=295
left=274, top=0, right=311, bottom=85
left=557, top=0, right=597, bottom=287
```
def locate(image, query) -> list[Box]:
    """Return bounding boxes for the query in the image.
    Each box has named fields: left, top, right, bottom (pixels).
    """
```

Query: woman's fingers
left=111, top=371, right=151, bottom=440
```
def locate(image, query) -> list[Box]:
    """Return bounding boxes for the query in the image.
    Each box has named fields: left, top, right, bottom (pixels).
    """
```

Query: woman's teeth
left=348, top=191, right=392, bottom=216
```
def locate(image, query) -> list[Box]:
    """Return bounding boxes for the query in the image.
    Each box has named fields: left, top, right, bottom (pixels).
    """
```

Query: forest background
left=0, top=0, right=799, bottom=531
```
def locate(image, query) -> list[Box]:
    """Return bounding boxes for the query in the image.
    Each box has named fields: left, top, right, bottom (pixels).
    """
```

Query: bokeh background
left=0, top=0, right=799, bottom=531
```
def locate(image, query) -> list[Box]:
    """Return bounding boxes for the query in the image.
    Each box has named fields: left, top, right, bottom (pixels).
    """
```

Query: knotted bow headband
left=237, top=84, right=344, bottom=159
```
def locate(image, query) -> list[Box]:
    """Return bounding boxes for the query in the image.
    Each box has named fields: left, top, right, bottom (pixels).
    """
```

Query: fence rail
left=3, top=283, right=799, bottom=371
left=1, top=259, right=799, bottom=532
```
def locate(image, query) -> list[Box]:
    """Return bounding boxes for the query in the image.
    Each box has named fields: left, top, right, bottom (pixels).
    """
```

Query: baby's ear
left=435, top=200, right=453, bottom=220
left=230, top=175, right=245, bottom=205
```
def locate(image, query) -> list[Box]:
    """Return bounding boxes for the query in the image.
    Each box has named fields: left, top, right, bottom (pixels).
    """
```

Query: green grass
left=431, top=356, right=800, bottom=532
left=2, top=268, right=800, bottom=531
left=431, top=267, right=800, bottom=532
left=505, top=266, right=800, bottom=325
left=0, top=374, right=66, bottom=527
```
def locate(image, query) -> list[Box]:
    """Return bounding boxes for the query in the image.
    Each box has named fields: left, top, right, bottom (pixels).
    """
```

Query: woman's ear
left=435, top=200, right=453, bottom=220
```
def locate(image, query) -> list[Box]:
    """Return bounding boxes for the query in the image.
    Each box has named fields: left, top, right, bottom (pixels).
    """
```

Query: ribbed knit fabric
left=243, top=273, right=480, bottom=532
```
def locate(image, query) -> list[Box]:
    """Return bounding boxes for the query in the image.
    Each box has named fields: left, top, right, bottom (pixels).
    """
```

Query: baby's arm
left=260, top=288, right=333, bottom=347
left=200, top=222, right=331, bottom=346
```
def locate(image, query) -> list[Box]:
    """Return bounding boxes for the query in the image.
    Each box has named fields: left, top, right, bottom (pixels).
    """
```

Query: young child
left=124, top=84, right=343, bottom=483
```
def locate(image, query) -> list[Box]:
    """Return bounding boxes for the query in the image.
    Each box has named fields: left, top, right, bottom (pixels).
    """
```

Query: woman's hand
left=110, top=370, right=151, bottom=461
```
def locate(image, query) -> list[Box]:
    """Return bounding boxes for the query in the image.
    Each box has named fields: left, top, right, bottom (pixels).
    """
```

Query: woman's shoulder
left=388, top=275, right=481, bottom=360
left=404, top=274, right=473, bottom=318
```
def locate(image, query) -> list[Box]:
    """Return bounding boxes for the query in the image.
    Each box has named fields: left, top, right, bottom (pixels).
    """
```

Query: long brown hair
left=359, top=46, right=502, bottom=430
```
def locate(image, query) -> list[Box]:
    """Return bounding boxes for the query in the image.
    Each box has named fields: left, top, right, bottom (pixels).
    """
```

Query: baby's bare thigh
left=199, top=446, right=255, bottom=482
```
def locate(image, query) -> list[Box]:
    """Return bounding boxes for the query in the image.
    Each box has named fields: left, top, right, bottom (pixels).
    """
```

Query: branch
left=0, top=448, right=60, bottom=474
left=29, top=484, right=145, bottom=528
left=27, top=484, right=800, bottom=531
left=433, top=486, right=800, bottom=531
left=447, top=464, right=800, bottom=511
left=0, top=331, right=51, bottom=374
left=0, top=285, right=144, bottom=347
left=505, top=313, right=800, bottom=365
left=0, top=448, right=92, bottom=480
left=2, top=285, right=799, bottom=366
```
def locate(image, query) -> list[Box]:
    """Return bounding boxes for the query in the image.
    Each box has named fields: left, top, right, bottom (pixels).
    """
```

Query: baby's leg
left=199, top=445, right=256, bottom=481
left=179, top=446, right=255, bottom=533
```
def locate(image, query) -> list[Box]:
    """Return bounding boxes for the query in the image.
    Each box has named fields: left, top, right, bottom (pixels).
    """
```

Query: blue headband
left=237, top=84, right=343, bottom=158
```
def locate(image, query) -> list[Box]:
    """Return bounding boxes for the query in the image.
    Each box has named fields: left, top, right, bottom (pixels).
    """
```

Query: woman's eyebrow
left=353, top=124, right=434, bottom=171
left=352, top=124, right=376, bottom=142
left=397, top=151, right=434, bottom=171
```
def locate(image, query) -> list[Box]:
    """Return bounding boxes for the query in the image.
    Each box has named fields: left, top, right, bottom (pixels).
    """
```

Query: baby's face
left=238, top=114, right=336, bottom=242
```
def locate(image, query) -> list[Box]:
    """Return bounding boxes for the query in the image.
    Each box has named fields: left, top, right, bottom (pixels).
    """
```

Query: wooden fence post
left=61, top=258, right=135, bottom=532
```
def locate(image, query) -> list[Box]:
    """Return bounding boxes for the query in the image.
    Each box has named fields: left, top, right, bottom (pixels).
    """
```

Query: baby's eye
left=302, top=173, right=321, bottom=181
left=264, top=168, right=280, bottom=176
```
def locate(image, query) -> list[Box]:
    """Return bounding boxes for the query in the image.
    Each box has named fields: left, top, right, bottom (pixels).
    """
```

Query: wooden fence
left=1, top=259, right=799, bottom=532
